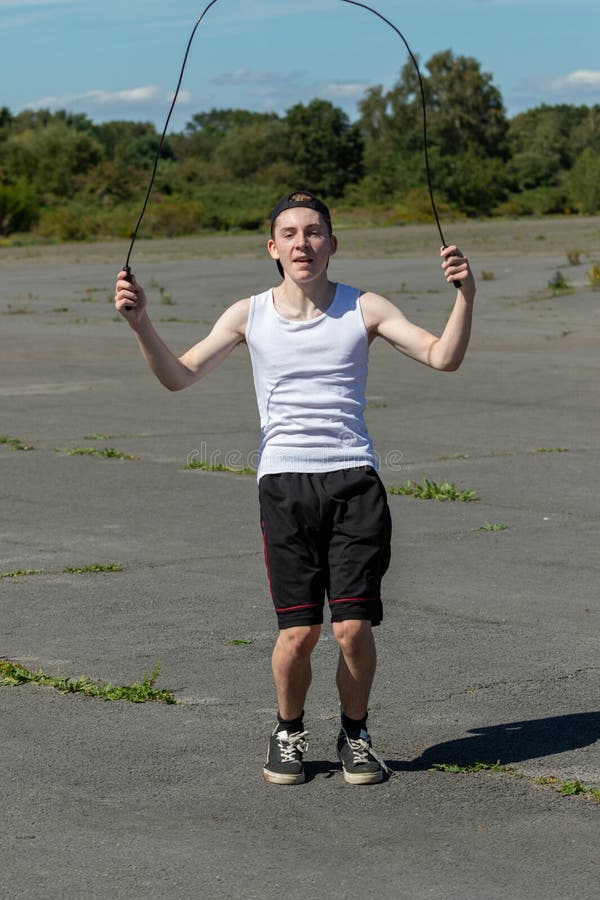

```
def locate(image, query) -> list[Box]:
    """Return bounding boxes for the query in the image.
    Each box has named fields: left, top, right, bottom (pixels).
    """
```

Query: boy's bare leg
left=332, top=619, right=376, bottom=719
left=271, top=624, right=321, bottom=720
left=332, top=619, right=387, bottom=783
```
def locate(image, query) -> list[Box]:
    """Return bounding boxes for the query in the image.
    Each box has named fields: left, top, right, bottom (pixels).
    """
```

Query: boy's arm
left=361, top=246, right=476, bottom=372
left=115, top=271, right=248, bottom=391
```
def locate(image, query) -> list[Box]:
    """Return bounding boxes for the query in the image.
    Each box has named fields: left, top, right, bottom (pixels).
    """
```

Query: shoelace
left=277, top=730, right=309, bottom=762
left=347, top=736, right=391, bottom=775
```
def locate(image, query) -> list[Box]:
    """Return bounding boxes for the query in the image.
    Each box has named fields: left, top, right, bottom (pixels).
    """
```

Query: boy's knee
left=332, top=619, right=372, bottom=652
left=277, top=624, right=321, bottom=659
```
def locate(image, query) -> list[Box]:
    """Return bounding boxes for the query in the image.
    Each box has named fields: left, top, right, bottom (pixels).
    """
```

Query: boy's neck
left=273, top=276, right=336, bottom=320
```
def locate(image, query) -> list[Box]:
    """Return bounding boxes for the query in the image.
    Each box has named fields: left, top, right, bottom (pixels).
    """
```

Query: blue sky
left=2, top=0, right=599, bottom=132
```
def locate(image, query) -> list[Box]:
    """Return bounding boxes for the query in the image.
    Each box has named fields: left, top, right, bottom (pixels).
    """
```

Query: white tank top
left=246, top=283, right=378, bottom=480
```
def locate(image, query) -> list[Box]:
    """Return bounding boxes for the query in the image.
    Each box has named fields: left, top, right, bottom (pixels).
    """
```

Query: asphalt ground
left=1, top=219, right=599, bottom=899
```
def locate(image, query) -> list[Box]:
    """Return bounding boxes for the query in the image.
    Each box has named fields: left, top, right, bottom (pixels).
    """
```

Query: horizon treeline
left=1, top=50, right=599, bottom=242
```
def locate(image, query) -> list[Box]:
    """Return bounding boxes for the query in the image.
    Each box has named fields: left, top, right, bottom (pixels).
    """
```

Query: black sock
left=341, top=710, right=367, bottom=739
left=276, top=711, right=304, bottom=735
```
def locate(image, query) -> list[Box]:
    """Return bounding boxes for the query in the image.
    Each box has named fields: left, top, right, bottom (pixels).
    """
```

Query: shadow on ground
left=293, top=713, right=600, bottom=781
left=393, top=711, right=600, bottom=771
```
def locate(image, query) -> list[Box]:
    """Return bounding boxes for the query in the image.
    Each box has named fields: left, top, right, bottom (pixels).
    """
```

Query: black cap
left=270, top=190, right=332, bottom=233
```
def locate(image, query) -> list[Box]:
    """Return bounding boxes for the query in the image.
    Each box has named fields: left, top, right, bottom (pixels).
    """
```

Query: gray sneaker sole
left=337, top=752, right=384, bottom=784
left=263, top=766, right=306, bottom=785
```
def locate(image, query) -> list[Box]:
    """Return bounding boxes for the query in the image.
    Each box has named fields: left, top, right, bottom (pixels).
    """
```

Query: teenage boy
left=115, top=190, right=475, bottom=785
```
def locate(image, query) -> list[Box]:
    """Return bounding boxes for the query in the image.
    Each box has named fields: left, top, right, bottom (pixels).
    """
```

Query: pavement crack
left=420, top=665, right=600, bottom=705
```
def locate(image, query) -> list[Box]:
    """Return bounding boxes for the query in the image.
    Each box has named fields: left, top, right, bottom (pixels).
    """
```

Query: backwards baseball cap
left=270, top=190, right=332, bottom=233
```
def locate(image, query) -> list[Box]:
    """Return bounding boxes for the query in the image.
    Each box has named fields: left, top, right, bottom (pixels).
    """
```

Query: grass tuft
left=1, top=435, right=34, bottom=451
left=0, top=660, right=177, bottom=704
left=387, top=479, right=478, bottom=502
left=55, top=446, right=138, bottom=460
left=547, top=270, right=570, bottom=293
left=476, top=523, right=508, bottom=532
left=184, top=460, right=256, bottom=475
left=0, top=568, right=43, bottom=579
left=587, top=263, right=600, bottom=287
left=431, top=761, right=600, bottom=804
left=1, top=564, right=123, bottom=578
left=431, top=760, right=510, bottom=774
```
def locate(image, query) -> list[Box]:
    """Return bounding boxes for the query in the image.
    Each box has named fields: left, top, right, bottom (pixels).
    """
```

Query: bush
left=495, top=185, right=569, bottom=217
left=0, top=179, right=40, bottom=234
left=36, top=206, right=96, bottom=241
left=566, top=148, right=600, bottom=213
left=142, top=197, right=213, bottom=237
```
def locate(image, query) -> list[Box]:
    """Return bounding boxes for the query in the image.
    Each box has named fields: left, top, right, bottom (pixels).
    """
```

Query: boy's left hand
left=440, top=246, right=475, bottom=299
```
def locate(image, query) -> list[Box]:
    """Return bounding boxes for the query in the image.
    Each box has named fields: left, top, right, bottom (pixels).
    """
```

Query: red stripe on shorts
left=329, top=596, right=378, bottom=605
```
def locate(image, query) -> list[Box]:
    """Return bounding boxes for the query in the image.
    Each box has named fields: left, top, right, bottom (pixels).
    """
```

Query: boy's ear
left=267, top=237, right=280, bottom=261
left=329, top=234, right=338, bottom=256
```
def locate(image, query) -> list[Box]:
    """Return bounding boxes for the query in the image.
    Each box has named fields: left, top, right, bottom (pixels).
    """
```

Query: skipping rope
left=122, top=0, right=460, bottom=288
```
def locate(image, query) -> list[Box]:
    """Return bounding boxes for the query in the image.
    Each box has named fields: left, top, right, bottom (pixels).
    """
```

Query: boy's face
left=267, top=207, right=337, bottom=282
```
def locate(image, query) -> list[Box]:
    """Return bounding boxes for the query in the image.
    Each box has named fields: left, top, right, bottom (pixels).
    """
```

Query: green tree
left=218, top=119, right=287, bottom=179
left=507, top=104, right=589, bottom=191
left=178, top=109, right=279, bottom=162
left=284, top=99, right=363, bottom=198
left=566, top=147, right=600, bottom=213
left=94, top=120, right=169, bottom=169
left=425, top=51, right=508, bottom=158
left=357, top=51, right=509, bottom=213
left=1, top=120, right=104, bottom=197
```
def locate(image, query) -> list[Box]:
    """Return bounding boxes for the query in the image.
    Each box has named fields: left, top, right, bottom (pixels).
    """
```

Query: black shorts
left=259, top=466, right=391, bottom=629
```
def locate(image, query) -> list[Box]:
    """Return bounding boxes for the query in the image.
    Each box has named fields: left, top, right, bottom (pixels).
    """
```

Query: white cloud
left=27, top=86, right=192, bottom=110
left=523, top=69, right=600, bottom=99
left=549, top=69, right=600, bottom=91
left=212, top=68, right=304, bottom=86
left=320, top=82, right=371, bottom=100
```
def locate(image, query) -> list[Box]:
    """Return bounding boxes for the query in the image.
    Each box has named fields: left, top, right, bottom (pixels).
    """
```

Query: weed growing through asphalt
left=83, top=434, right=112, bottom=441
left=0, top=569, right=44, bottom=579
left=184, top=460, right=256, bottom=475
left=55, top=446, right=138, bottom=460
left=431, top=761, right=600, bottom=804
left=545, top=330, right=573, bottom=340
left=534, top=447, right=568, bottom=453
left=480, top=270, right=495, bottom=281
left=4, top=304, right=33, bottom=315
left=387, top=480, right=478, bottom=502
left=547, top=270, right=570, bottom=293
left=437, top=452, right=471, bottom=460
left=476, top=523, right=508, bottom=532
left=1, top=435, right=34, bottom=451
left=1, top=564, right=122, bottom=578
left=149, top=276, right=175, bottom=306
left=565, top=249, right=581, bottom=266
left=224, top=638, right=254, bottom=646
left=587, top=263, right=600, bottom=287
left=431, top=761, right=509, bottom=774
left=0, top=660, right=177, bottom=704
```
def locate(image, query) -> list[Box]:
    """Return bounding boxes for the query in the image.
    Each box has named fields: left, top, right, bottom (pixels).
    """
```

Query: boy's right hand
left=115, top=270, right=148, bottom=325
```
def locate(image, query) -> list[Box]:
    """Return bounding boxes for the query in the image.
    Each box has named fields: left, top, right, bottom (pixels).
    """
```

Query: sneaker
left=263, top=727, right=309, bottom=785
left=337, top=726, right=390, bottom=784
